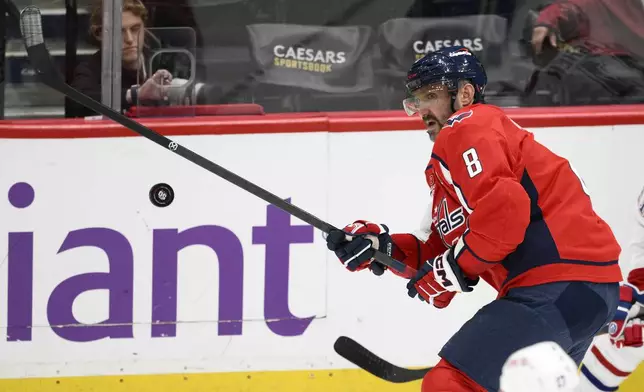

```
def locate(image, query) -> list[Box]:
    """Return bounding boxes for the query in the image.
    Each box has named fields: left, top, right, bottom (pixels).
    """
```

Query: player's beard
left=423, top=114, right=443, bottom=142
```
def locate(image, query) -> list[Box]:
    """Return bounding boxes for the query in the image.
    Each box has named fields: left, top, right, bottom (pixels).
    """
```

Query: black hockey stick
left=335, top=310, right=644, bottom=383
left=334, top=336, right=432, bottom=383
left=8, top=2, right=413, bottom=276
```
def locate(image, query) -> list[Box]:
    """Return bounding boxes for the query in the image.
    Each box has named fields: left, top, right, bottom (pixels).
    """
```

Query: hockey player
left=497, top=187, right=644, bottom=392
left=326, top=46, right=623, bottom=391
left=576, top=186, right=644, bottom=391
left=499, top=282, right=643, bottom=392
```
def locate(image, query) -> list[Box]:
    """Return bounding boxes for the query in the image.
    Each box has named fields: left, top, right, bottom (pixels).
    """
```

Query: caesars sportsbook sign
left=272, top=45, right=346, bottom=73
left=247, top=24, right=374, bottom=93
left=378, top=15, right=507, bottom=74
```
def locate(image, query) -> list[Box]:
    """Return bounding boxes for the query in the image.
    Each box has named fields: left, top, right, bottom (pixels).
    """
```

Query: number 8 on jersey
left=463, top=147, right=482, bottom=178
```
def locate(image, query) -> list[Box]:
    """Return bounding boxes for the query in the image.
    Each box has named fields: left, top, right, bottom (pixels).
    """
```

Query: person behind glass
left=528, top=0, right=644, bottom=104
left=68, top=0, right=172, bottom=117
left=531, top=0, right=644, bottom=59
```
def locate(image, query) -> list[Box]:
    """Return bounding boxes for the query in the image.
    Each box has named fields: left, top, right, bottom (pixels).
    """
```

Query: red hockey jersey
left=406, top=104, right=622, bottom=297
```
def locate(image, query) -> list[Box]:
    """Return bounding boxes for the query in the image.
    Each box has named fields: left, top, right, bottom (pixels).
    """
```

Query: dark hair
left=89, top=0, right=148, bottom=39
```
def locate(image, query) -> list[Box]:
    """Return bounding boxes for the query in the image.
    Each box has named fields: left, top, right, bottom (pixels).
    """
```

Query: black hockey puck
left=149, top=183, right=174, bottom=207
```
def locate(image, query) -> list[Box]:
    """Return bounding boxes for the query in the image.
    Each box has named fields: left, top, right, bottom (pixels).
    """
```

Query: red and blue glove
left=609, top=270, right=644, bottom=348
left=406, top=244, right=479, bottom=308
left=326, top=220, right=394, bottom=276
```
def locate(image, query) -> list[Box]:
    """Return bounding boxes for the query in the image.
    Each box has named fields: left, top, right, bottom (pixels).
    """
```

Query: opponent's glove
left=612, top=319, right=643, bottom=349
left=609, top=278, right=644, bottom=348
left=326, top=220, right=393, bottom=276
left=406, top=245, right=478, bottom=308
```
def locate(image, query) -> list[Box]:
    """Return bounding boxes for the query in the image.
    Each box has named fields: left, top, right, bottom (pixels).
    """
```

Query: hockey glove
left=326, top=220, right=393, bottom=276
left=612, top=319, right=643, bottom=349
left=609, top=279, right=644, bottom=348
left=406, top=245, right=478, bottom=308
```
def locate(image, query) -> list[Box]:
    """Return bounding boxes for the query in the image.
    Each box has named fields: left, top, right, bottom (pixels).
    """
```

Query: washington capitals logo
left=445, top=110, right=473, bottom=128
left=435, top=198, right=465, bottom=247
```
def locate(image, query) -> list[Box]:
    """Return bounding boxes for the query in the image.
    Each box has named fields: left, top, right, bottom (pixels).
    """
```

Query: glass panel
left=3, top=0, right=644, bottom=118
left=68, top=0, right=147, bottom=119
left=126, top=26, right=199, bottom=118
left=3, top=0, right=94, bottom=119
left=161, top=0, right=643, bottom=112
left=518, top=0, right=644, bottom=106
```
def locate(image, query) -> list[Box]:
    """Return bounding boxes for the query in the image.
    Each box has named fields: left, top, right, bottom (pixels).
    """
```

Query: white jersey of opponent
left=630, top=186, right=644, bottom=272
left=575, top=185, right=644, bottom=392
left=501, top=187, right=644, bottom=392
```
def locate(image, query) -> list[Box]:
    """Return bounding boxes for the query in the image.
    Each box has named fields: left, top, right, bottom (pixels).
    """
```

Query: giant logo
left=3, top=182, right=316, bottom=343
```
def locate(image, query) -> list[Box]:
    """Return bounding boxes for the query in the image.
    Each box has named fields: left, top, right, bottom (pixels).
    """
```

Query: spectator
left=532, top=0, right=644, bottom=59
left=526, top=0, right=644, bottom=105
left=68, top=0, right=172, bottom=118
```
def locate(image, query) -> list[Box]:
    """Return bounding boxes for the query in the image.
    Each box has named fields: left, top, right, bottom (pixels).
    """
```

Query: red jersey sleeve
left=435, top=119, right=531, bottom=277
left=389, top=230, right=446, bottom=279
left=387, top=203, right=447, bottom=278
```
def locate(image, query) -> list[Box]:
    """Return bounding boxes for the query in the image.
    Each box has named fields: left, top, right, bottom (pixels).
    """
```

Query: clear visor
left=402, top=97, right=421, bottom=116
left=402, top=83, right=447, bottom=116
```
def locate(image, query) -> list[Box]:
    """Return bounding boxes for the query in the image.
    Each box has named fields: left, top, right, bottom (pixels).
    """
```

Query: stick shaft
left=13, top=2, right=413, bottom=275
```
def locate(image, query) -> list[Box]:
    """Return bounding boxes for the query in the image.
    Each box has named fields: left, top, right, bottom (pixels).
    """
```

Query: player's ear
left=458, top=82, right=475, bottom=107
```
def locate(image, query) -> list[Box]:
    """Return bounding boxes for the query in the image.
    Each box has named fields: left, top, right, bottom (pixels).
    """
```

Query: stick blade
left=19, top=5, right=45, bottom=48
left=16, top=4, right=64, bottom=87
left=333, top=336, right=430, bottom=383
